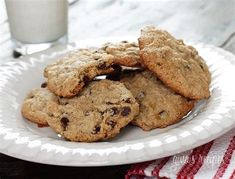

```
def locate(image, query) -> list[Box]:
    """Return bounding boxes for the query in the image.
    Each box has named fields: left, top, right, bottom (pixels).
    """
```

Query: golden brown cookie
left=46, top=80, right=139, bottom=142
left=44, top=44, right=142, bottom=98
left=21, top=86, right=58, bottom=125
left=44, top=49, right=115, bottom=97
left=102, top=41, right=141, bottom=67
left=121, top=70, right=195, bottom=131
left=138, top=26, right=211, bottom=99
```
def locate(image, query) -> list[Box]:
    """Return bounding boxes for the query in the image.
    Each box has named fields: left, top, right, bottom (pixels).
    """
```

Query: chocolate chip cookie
left=44, top=49, right=116, bottom=97
left=21, top=87, right=58, bottom=125
left=138, top=26, right=211, bottom=100
left=46, top=80, right=139, bottom=142
left=121, top=70, right=195, bottom=131
left=102, top=41, right=141, bottom=67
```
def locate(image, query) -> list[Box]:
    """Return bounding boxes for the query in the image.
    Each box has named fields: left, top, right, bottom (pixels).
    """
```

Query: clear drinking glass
left=5, top=0, right=68, bottom=56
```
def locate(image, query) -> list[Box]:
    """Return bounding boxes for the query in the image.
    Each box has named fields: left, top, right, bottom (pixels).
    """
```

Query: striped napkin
left=126, top=128, right=235, bottom=179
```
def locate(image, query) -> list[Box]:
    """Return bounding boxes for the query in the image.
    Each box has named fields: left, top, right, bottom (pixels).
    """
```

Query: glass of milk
left=5, top=0, right=68, bottom=56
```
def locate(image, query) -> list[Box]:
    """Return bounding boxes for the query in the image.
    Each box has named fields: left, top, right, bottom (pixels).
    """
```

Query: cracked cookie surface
left=21, top=86, right=58, bottom=125
left=44, top=49, right=115, bottom=97
left=102, top=41, right=141, bottom=67
left=139, top=26, right=211, bottom=99
left=46, top=80, right=139, bottom=142
left=121, top=70, right=195, bottom=131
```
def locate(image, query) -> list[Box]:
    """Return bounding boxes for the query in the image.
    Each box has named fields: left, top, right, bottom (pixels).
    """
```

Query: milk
left=5, top=0, right=68, bottom=44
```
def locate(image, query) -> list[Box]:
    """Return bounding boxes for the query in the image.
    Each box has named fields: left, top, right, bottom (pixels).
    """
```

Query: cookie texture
left=121, top=70, right=195, bottom=131
left=138, top=26, right=211, bottom=99
left=46, top=80, right=139, bottom=142
left=21, top=87, right=58, bottom=125
left=102, top=41, right=141, bottom=67
left=44, top=49, right=115, bottom=97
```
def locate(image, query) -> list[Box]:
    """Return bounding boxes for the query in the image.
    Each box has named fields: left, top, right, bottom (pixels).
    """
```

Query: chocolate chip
left=109, top=107, right=119, bottom=116
left=121, top=40, right=128, bottom=43
left=184, top=64, right=191, bottom=70
left=92, top=126, right=100, bottom=134
left=125, top=98, right=131, bottom=103
left=200, top=64, right=204, bottom=70
left=60, top=117, right=69, bottom=130
left=187, top=98, right=194, bottom=102
left=41, top=82, right=47, bottom=88
left=121, top=107, right=131, bottom=116
left=83, top=76, right=90, bottom=85
left=158, top=110, right=167, bottom=118
left=97, top=62, right=107, bottom=70
left=107, top=121, right=116, bottom=128
left=157, top=62, right=162, bottom=66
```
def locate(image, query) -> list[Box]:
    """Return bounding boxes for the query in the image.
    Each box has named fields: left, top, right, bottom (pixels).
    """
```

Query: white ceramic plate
left=0, top=37, right=235, bottom=166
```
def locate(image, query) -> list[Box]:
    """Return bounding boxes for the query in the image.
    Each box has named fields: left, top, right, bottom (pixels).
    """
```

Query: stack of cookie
left=21, top=26, right=211, bottom=142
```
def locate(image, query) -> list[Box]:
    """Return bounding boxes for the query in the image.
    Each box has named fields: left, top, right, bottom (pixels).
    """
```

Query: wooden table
left=0, top=0, right=235, bottom=178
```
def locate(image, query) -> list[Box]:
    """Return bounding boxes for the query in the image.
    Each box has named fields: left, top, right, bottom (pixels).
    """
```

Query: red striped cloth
left=126, top=128, right=235, bottom=179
